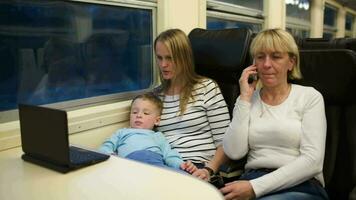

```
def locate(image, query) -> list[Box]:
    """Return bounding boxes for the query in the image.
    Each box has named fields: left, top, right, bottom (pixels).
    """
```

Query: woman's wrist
left=203, top=166, right=215, bottom=176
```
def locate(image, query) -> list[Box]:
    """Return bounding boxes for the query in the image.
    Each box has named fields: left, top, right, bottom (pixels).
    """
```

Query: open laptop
left=18, top=104, right=109, bottom=173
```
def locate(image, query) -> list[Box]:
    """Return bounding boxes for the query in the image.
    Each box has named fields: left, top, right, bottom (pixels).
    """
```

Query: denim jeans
left=125, top=150, right=184, bottom=173
left=239, top=169, right=329, bottom=200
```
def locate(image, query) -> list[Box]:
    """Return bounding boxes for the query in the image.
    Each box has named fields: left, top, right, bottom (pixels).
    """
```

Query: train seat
left=299, top=37, right=356, bottom=53
left=298, top=49, right=356, bottom=200
left=188, top=28, right=252, bottom=181
left=188, top=28, right=252, bottom=117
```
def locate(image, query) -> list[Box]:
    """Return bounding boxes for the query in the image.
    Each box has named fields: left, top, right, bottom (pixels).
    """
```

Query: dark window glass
left=0, top=0, right=153, bottom=112
left=207, top=17, right=262, bottom=33
left=324, top=5, right=337, bottom=26
left=286, top=0, right=310, bottom=21
left=345, top=13, right=354, bottom=31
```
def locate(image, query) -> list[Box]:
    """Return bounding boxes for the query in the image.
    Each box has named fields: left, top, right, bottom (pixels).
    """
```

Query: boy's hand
left=180, top=160, right=197, bottom=174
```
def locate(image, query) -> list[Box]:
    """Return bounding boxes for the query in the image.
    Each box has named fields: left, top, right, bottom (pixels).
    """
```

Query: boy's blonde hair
left=132, top=92, right=163, bottom=115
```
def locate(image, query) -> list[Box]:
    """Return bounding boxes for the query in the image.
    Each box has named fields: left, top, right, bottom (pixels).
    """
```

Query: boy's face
left=130, top=98, right=161, bottom=130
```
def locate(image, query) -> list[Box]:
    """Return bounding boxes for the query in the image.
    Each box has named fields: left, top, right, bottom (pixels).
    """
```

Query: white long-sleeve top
left=223, top=84, right=327, bottom=198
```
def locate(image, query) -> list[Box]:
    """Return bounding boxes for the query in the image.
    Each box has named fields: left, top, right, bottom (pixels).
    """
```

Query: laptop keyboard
left=69, top=146, right=109, bottom=165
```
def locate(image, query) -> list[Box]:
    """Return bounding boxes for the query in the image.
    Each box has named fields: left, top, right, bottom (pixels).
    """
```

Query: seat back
left=188, top=28, right=252, bottom=116
left=297, top=49, right=356, bottom=200
left=299, top=37, right=356, bottom=52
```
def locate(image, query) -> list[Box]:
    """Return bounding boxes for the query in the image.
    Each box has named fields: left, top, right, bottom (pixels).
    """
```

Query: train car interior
left=1, top=0, right=356, bottom=199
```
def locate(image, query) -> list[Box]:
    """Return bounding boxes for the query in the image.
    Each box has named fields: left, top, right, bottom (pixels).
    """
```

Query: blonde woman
left=153, top=29, right=231, bottom=180
left=222, top=28, right=328, bottom=200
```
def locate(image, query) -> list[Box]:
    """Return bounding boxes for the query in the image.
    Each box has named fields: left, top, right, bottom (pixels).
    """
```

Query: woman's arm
left=203, top=79, right=230, bottom=146
left=223, top=98, right=251, bottom=160
left=223, top=65, right=258, bottom=159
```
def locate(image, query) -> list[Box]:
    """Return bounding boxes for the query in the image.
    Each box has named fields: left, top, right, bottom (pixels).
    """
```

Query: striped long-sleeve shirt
left=156, top=78, right=230, bottom=164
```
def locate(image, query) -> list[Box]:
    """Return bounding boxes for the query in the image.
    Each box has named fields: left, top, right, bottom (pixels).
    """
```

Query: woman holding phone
left=221, top=28, right=329, bottom=200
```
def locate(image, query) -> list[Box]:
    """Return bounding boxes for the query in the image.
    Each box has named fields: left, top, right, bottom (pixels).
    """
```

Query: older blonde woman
left=222, top=28, right=328, bottom=200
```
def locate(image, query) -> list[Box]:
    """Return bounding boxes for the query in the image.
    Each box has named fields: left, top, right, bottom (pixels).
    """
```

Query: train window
left=0, top=0, right=156, bottom=122
left=323, top=4, right=337, bottom=38
left=324, top=5, right=337, bottom=27
left=345, top=13, right=354, bottom=37
left=286, top=0, right=310, bottom=21
left=286, top=0, right=310, bottom=38
left=207, top=0, right=263, bottom=33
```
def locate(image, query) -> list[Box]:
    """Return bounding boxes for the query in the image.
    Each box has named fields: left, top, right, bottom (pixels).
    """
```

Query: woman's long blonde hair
left=154, top=29, right=203, bottom=114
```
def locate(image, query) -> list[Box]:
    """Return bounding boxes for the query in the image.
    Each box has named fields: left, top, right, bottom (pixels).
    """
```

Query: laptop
left=18, top=104, right=110, bottom=173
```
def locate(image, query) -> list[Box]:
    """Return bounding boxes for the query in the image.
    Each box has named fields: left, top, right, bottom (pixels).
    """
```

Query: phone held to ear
left=248, top=74, right=258, bottom=84
left=248, top=59, right=258, bottom=84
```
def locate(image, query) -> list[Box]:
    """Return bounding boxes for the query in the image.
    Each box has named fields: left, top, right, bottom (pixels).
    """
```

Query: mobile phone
left=248, top=74, right=258, bottom=84
left=248, top=59, right=258, bottom=84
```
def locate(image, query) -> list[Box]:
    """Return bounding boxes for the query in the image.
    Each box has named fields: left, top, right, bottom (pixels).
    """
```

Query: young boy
left=99, top=92, right=197, bottom=173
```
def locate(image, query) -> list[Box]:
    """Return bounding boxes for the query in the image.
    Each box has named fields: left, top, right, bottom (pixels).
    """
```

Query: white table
left=0, top=148, right=224, bottom=200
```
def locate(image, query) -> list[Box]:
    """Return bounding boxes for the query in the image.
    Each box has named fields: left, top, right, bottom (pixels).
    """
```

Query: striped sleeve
left=202, top=79, right=230, bottom=146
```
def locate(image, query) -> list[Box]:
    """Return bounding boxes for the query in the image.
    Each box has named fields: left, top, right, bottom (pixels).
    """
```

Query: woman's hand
left=220, top=180, right=255, bottom=200
left=180, top=160, right=198, bottom=174
left=192, top=168, right=210, bottom=181
left=239, top=65, right=258, bottom=102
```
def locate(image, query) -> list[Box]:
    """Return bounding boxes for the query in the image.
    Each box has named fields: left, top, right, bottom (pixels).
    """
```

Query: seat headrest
left=300, top=37, right=356, bottom=53
left=332, top=38, right=356, bottom=52
left=188, top=28, right=252, bottom=72
left=299, top=49, right=356, bottom=105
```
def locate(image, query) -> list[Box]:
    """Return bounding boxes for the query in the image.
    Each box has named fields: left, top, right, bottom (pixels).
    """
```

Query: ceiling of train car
left=335, top=0, right=356, bottom=11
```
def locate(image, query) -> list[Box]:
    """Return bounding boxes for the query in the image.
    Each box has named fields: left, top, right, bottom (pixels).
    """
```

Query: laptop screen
left=18, top=104, right=70, bottom=165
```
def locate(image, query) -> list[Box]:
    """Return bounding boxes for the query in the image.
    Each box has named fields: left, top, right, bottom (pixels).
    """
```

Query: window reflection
left=0, top=0, right=153, bottom=111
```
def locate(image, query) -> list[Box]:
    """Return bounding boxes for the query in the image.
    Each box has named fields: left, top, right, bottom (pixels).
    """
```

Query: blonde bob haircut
left=154, top=29, right=203, bottom=114
left=250, top=28, right=302, bottom=81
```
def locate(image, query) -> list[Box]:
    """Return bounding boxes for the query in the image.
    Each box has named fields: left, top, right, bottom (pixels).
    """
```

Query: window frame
left=0, top=0, right=158, bottom=123
left=206, top=0, right=264, bottom=32
left=207, top=0, right=264, bottom=19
